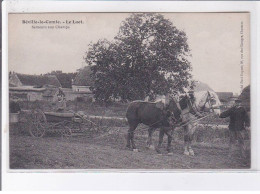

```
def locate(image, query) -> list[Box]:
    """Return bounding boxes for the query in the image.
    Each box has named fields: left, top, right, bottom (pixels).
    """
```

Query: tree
left=86, top=13, right=192, bottom=102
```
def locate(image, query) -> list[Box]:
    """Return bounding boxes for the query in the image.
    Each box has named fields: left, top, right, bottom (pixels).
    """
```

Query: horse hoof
left=133, top=149, right=139, bottom=152
left=184, top=150, right=190, bottom=156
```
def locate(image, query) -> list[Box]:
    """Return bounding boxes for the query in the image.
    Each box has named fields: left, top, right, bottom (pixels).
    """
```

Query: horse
left=125, top=98, right=181, bottom=154
left=155, top=90, right=221, bottom=156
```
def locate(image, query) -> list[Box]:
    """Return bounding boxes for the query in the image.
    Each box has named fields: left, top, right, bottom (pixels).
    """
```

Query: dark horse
left=126, top=91, right=220, bottom=155
left=125, top=98, right=181, bottom=154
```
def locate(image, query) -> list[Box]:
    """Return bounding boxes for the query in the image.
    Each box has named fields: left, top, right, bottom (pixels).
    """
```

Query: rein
left=175, top=91, right=215, bottom=127
left=188, top=91, right=213, bottom=113
left=148, top=118, right=164, bottom=128
left=177, top=114, right=211, bottom=128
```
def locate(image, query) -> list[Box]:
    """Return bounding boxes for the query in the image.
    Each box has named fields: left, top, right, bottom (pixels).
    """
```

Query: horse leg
left=184, top=124, right=196, bottom=156
left=126, top=130, right=131, bottom=149
left=126, top=122, right=138, bottom=151
left=165, top=128, right=174, bottom=155
left=188, top=124, right=197, bottom=156
left=183, top=125, right=190, bottom=156
left=146, top=127, right=156, bottom=150
left=129, top=123, right=139, bottom=152
left=156, top=129, right=164, bottom=154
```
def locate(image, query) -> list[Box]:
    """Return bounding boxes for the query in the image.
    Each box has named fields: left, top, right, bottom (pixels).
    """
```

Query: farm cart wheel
left=62, top=121, right=73, bottom=138
left=29, top=110, right=47, bottom=138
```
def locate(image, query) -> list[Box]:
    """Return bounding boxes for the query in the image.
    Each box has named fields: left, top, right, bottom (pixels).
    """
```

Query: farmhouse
left=47, top=70, right=77, bottom=88
left=72, top=66, right=93, bottom=93
left=9, top=72, right=61, bottom=88
left=216, top=92, right=233, bottom=103
left=9, top=72, right=62, bottom=101
left=216, top=92, right=235, bottom=108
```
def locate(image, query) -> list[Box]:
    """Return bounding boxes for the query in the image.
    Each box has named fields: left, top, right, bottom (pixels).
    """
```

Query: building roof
left=48, top=72, right=77, bottom=88
left=73, top=66, right=94, bottom=87
left=16, top=73, right=61, bottom=88
left=9, top=86, right=46, bottom=92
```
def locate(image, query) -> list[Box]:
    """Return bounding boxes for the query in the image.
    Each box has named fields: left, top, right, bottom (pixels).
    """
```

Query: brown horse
left=125, top=98, right=181, bottom=154
left=126, top=91, right=220, bottom=155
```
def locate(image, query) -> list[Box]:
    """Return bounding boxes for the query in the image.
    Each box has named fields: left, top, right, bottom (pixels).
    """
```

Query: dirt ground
left=9, top=127, right=250, bottom=170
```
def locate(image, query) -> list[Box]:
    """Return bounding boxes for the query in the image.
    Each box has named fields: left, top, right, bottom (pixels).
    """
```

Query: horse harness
left=169, top=93, right=212, bottom=127
left=147, top=92, right=213, bottom=128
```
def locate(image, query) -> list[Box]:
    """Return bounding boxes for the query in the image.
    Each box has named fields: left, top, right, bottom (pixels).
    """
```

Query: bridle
left=164, top=91, right=217, bottom=128
left=198, top=91, right=215, bottom=113
left=178, top=91, right=215, bottom=116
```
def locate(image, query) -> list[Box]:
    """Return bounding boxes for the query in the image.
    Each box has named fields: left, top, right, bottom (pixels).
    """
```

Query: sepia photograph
left=8, top=12, right=251, bottom=170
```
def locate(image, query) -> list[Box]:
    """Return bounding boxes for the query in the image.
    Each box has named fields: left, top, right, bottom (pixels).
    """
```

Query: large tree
left=86, top=13, right=192, bottom=102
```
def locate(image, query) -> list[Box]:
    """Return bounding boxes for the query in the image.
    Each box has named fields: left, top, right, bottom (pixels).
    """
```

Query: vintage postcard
left=8, top=12, right=251, bottom=170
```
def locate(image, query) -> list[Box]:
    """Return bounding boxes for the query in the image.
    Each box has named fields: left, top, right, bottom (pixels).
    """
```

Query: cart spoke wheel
left=29, top=109, right=47, bottom=138
left=61, top=121, right=72, bottom=137
left=62, top=126, right=72, bottom=138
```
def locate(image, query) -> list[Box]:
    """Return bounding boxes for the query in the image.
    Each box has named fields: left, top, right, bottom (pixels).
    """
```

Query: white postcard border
left=2, top=0, right=260, bottom=190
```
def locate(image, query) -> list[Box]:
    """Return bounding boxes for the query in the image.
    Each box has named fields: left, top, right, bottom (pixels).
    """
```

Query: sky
left=9, top=13, right=250, bottom=94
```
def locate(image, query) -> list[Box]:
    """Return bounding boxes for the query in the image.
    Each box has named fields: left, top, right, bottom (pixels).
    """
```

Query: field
left=9, top=101, right=251, bottom=169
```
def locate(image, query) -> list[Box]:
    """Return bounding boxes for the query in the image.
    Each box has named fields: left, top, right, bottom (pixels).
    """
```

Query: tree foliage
left=86, top=13, right=192, bottom=102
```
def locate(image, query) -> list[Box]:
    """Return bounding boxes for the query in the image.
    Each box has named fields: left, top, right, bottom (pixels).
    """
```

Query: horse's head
left=193, top=91, right=221, bottom=115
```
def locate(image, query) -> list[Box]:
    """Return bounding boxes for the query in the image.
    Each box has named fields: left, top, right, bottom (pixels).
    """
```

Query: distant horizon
left=9, top=13, right=250, bottom=94
left=10, top=68, right=248, bottom=95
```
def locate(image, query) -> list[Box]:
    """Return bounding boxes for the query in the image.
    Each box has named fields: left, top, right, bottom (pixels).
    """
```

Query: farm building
left=72, top=66, right=94, bottom=93
left=64, top=66, right=95, bottom=101
left=47, top=70, right=77, bottom=88
left=9, top=72, right=62, bottom=88
left=9, top=87, right=45, bottom=101
left=9, top=72, right=62, bottom=102
left=216, top=92, right=233, bottom=103
left=216, top=92, right=236, bottom=109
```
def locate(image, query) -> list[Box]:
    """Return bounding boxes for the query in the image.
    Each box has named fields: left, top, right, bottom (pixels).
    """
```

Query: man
left=53, top=89, right=67, bottom=112
left=219, top=99, right=250, bottom=158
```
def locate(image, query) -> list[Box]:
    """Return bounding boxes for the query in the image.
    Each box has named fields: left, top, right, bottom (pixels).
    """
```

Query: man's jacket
left=219, top=105, right=250, bottom=131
